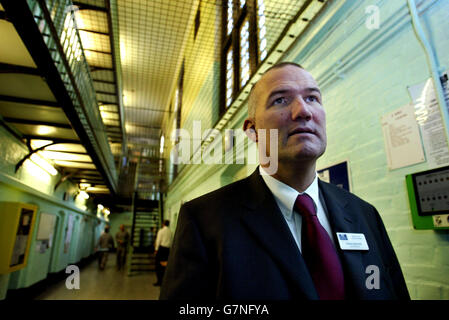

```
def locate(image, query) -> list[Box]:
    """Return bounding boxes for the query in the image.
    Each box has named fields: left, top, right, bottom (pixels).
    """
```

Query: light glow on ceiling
left=30, top=153, right=58, bottom=176
left=30, top=139, right=53, bottom=150
left=36, top=125, right=56, bottom=136
left=100, top=111, right=119, bottom=120
left=53, top=160, right=96, bottom=169
left=40, top=150, right=91, bottom=162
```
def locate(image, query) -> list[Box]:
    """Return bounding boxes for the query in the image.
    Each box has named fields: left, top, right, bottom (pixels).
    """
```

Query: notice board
left=317, top=161, right=351, bottom=192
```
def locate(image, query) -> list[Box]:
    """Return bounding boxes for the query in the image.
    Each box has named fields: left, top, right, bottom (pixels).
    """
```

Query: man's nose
left=291, top=96, right=312, bottom=121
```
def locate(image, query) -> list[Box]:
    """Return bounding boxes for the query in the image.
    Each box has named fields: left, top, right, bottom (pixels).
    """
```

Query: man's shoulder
left=182, top=176, right=251, bottom=210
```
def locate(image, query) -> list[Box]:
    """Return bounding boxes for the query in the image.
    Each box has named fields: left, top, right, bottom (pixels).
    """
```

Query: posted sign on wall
left=381, top=104, right=425, bottom=170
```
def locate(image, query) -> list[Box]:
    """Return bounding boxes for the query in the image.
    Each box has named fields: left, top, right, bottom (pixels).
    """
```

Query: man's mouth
left=288, top=127, right=315, bottom=137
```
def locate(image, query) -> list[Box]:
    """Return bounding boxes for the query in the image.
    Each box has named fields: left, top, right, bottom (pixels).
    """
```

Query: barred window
left=257, top=0, right=267, bottom=62
left=226, top=47, right=234, bottom=107
left=240, top=19, right=250, bottom=87
left=226, top=0, right=233, bottom=35
left=221, top=0, right=267, bottom=113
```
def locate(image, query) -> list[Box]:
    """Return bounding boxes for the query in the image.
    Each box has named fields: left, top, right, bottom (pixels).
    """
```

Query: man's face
left=248, top=65, right=327, bottom=166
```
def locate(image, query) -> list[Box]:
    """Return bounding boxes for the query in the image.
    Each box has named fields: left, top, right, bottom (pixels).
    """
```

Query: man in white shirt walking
left=154, top=220, right=172, bottom=286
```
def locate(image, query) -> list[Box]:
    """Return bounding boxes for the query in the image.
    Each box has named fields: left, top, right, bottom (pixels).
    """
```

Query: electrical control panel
left=406, top=166, right=449, bottom=230
left=0, top=202, right=37, bottom=274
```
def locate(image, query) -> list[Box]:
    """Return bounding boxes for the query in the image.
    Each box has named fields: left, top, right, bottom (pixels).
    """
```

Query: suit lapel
left=318, top=180, right=368, bottom=298
left=240, top=170, right=319, bottom=299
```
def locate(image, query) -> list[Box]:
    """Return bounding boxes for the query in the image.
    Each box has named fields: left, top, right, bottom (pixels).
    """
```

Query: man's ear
left=243, top=118, right=257, bottom=142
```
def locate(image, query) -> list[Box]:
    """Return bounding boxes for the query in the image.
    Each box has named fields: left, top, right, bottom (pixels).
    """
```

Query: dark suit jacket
left=160, top=169, right=410, bottom=300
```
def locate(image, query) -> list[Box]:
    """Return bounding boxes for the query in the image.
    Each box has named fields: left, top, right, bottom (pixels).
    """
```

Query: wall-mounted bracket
left=15, top=139, right=57, bottom=173
left=54, top=169, right=78, bottom=191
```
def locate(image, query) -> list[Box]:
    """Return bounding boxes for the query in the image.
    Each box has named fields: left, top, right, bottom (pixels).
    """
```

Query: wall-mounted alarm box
left=405, top=165, right=449, bottom=230
left=0, top=202, right=37, bottom=274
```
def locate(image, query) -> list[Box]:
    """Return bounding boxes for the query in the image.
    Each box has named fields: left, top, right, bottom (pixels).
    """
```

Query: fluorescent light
left=79, top=190, right=89, bottom=199
left=100, top=111, right=119, bottom=120
left=103, top=208, right=110, bottom=221
left=160, top=135, right=165, bottom=154
left=36, top=125, right=55, bottom=135
left=30, top=153, right=58, bottom=176
left=30, top=139, right=53, bottom=150
left=86, top=186, right=109, bottom=193
left=41, top=150, right=91, bottom=162
left=79, top=183, right=91, bottom=189
left=97, top=204, right=104, bottom=210
left=52, top=160, right=95, bottom=169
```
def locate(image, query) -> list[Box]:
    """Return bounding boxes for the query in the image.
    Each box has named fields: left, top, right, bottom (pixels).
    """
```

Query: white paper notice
left=381, top=104, right=425, bottom=170
left=408, top=78, right=449, bottom=167
left=64, top=215, right=74, bottom=253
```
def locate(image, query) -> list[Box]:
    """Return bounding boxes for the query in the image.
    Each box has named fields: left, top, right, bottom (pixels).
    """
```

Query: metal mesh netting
left=117, top=0, right=309, bottom=149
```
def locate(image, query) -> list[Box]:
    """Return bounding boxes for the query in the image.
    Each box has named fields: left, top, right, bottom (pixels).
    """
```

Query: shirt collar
left=259, top=166, right=320, bottom=219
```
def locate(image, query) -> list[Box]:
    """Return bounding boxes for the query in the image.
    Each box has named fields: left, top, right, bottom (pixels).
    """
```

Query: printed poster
left=407, top=76, right=449, bottom=167
left=381, top=104, right=425, bottom=170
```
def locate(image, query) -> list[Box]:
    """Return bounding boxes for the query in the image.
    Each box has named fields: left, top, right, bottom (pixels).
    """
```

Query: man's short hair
left=247, top=61, right=304, bottom=119
left=164, top=220, right=170, bottom=227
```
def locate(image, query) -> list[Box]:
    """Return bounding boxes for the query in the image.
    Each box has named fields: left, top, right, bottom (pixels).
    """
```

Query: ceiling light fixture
left=79, top=190, right=89, bottom=200
left=160, top=135, right=165, bottom=154
left=36, top=125, right=55, bottom=136
left=79, top=183, right=91, bottom=189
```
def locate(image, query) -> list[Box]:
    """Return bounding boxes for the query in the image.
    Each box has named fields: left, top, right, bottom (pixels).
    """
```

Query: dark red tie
left=295, top=194, right=345, bottom=300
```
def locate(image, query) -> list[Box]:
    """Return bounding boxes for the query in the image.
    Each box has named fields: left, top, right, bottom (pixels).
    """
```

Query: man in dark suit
left=160, top=62, right=409, bottom=300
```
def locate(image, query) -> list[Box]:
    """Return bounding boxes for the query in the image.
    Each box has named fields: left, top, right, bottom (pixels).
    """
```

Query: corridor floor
left=35, top=253, right=160, bottom=300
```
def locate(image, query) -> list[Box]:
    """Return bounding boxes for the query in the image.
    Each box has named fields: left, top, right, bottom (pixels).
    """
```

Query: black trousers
left=155, top=246, right=170, bottom=284
left=116, top=246, right=127, bottom=270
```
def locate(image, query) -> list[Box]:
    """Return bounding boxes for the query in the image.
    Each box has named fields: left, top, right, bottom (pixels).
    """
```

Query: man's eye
left=305, top=96, right=319, bottom=103
left=272, top=97, right=287, bottom=105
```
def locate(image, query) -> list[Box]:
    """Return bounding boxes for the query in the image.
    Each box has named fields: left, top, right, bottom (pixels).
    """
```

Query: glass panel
left=227, top=0, right=233, bottom=35
left=10, top=208, right=34, bottom=267
left=257, top=0, right=267, bottom=61
left=226, top=48, right=233, bottom=107
left=240, top=19, right=250, bottom=87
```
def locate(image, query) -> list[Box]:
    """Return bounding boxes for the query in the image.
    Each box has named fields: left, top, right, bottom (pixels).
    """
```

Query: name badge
left=336, top=232, right=369, bottom=251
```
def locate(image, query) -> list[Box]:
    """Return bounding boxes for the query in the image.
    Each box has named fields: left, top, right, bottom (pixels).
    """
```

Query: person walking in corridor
left=115, top=224, right=130, bottom=271
left=97, top=226, right=114, bottom=270
left=154, top=220, right=172, bottom=286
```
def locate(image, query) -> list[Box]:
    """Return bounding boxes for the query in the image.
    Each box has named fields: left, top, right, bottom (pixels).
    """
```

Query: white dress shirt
left=259, top=166, right=336, bottom=252
left=155, top=226, right=172, bottom=251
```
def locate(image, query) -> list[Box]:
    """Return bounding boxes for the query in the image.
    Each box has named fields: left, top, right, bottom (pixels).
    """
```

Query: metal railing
left=26, top=0, right=118, bottom=192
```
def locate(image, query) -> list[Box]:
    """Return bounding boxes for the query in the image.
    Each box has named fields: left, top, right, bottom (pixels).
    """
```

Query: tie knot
left=295, top=193, right=316, bottom=217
